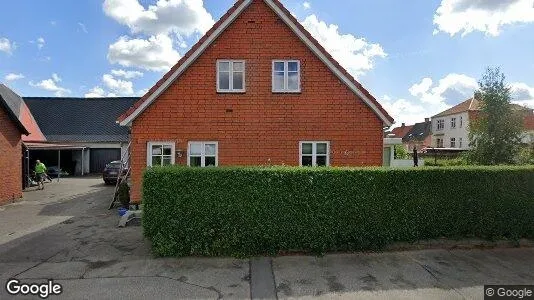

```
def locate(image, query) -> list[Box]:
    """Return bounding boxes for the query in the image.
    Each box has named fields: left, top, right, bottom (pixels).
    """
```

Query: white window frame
left=188, top=141, right=219, bottom=167
left=437, top=119, right=444, bottom=131
left=217, top=60, right=246, bottom=93
left=451, top=117, right=456, bottom=129
left=436, top=138, right=443, bottom=148
left=147, top=142, right=175, bottom=167
left=450, top=138, right=456, bottom=148
left=272, top=60, right=301, bottom=93
left=299, top=141, right=330, bottom=167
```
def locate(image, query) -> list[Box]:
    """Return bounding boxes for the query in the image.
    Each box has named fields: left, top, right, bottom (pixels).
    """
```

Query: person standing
left=413, top=147, right=419, bottom=167
left=35, top=160, right=47, bottom=190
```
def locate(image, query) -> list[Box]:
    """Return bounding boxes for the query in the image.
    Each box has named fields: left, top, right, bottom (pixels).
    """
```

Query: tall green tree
left=468, top=67, right=524, bottom=165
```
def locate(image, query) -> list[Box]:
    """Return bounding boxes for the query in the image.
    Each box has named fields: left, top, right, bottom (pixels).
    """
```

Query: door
left=90, top=149, right=121, bottom=173
left=383, top=146, right=392, bottom=167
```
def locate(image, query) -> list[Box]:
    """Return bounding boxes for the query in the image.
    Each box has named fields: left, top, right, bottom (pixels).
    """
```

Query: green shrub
left=142, top=166, right=534, bottom=257
left=425, top=157, right=469, bottom=167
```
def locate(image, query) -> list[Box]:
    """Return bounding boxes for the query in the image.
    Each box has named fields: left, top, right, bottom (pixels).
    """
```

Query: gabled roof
left=432, top=98, right=476, bottom=118
left=390, top=125, right=413, bottom=139
left=0, top=84, right=29, bottom=135
left=433, top=97, right=532, bottom=118
left=117, top=0, right=394, bottom=127
left=24, top=97, right=138, bottom=143
left=402, top=121, right=431, bottom=142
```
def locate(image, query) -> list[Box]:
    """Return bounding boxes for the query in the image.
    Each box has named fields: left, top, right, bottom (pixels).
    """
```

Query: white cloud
left=78, top=22, right=88, bottom=33
left=102, top=74, right=134, bottom=95
left=434, top=0, right=534, bottom=36
left=51, top=73, right=61, bottom=82
left=85, top=86, right=106, bottom=98
left=303, top=1, right=311, bottom=10
left=409, top=73, right=478, bottom=105
left=111, top=69, right=144, bottom=79
left=0, top=37, right=15, bottom=55
left=301, top=15, right=386, bottom=77
left=4, top=73, right=25, bottom=81
left=137, top=88, right=148, bottom=96
left=381, top=95, right=450, bottom=126
left=29, top=74, right=70, bottom=96
left=107, top=34, right=181, bottom=71
left=103, top=0, right=214, bottom=37
left=37, top=37, right=45, bottom=50
left=511, top=82, right=534, bottom=108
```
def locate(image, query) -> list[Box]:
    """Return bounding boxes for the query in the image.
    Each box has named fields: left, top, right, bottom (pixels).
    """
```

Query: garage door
left=90, top=149, right=121, bottom=173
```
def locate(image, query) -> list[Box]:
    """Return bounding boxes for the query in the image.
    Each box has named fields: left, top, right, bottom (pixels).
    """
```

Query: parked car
left=47, top=166, right=69, bottom=178
left=103, top=161, right=126, bottom=185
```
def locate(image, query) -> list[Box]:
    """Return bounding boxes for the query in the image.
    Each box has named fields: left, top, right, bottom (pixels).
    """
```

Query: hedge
left=142, top=166, right=534, bottom=257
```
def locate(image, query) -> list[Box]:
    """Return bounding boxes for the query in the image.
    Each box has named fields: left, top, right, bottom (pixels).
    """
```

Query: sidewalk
left=0, top=178, right=532, bottom=299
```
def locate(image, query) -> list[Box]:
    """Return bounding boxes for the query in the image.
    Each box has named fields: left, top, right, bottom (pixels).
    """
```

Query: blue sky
left=1, top=0, right=533, bottom=125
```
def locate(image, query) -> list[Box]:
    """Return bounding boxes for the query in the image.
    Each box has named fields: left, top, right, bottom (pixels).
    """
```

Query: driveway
left=0, top=178, right=532, bottom=299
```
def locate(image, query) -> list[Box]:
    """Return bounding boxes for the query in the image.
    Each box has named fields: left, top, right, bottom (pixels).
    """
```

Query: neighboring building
left=390, top=123, right=413, bottom=139
left=117, top=0, right=394, bottom=202
left=431, top=98, right=474, bottom=150
left=524, top=113, right=534, bottom=144
left=0, top=85, right=30, bottom=205
left=431, top=97, right=534, bottom=149
left=402, top=119, right=432, bottom=151
left=25, top=97, right=138, bottom=175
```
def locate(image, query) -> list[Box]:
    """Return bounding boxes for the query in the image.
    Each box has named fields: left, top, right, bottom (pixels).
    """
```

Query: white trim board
left=119, top=0, right=392, bottom=127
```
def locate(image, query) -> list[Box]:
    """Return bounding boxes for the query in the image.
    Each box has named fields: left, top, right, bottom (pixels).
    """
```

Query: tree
left=468, top=67, right=524, bottom=165
left=394, top=144, right=409, bottom=159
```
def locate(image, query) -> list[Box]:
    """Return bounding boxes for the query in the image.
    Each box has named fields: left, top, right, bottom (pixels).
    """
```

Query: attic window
left=217, top=60, right=245, bottom=93
left=272, top=60, right=301, bottom=93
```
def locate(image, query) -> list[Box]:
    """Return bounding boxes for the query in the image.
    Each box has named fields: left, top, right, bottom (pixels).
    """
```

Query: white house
left=431, top=97, right=534, bottom=149
left=431, top=98, right=473, bottom=150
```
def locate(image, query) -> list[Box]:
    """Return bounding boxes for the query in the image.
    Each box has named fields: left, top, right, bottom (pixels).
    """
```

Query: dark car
left=47, top=166, right=69, bottom=178
left=102, top=161, right=126, bottom=185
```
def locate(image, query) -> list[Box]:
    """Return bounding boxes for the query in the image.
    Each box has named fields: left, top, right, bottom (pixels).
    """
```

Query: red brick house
left=0, top=85, right=30, bottom=205
left=117, top=0, right=394, bottom=202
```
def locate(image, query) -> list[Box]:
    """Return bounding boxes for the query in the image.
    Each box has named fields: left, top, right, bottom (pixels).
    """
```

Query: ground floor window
left=450, top=138, right=456, bottom=148
left=188, top=142, right=218, bottom=167
left=300, top=141, right=329, bottom=167
left=147, top=142, right=175, bottom=166
left=436, top=138, right=444, bottom=148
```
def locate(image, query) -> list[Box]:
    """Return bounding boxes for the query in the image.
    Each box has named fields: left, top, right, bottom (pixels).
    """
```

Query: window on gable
left=273, top=60, right=300, bottom=93
left=188, top=142, right=218, bottom=167
left=217, top=60, right=245, bottom=93
left=300, top=142, right=329, bottom=167
left=147, top=142, right=175, bottom=166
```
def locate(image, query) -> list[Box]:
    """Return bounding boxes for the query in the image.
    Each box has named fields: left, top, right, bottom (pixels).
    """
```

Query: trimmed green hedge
left=142, top=166, right=534, bottom=257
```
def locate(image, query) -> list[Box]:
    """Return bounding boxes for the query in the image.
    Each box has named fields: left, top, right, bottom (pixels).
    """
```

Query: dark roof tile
left=24, top=97, right=138, bottom=143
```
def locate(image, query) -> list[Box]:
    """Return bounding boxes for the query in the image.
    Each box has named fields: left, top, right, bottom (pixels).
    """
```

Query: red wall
left=0, top=107, right=23, bottom=205
left=129, top=0, right=385, bottom=202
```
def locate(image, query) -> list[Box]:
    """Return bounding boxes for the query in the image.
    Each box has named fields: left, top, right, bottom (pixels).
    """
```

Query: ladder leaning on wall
left=109, top=141, right=131, bottom=210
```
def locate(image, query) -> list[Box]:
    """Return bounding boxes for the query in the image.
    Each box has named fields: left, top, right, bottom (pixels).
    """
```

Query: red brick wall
left=129, top=0, right=384, bottom=202
left=0, top=107, right=23, bottom=205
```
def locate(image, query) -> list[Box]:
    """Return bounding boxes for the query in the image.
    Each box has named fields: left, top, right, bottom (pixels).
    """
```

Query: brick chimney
left=401, top=123, right=405, bottom=127
left=424, top=118, right=430, bottom=123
